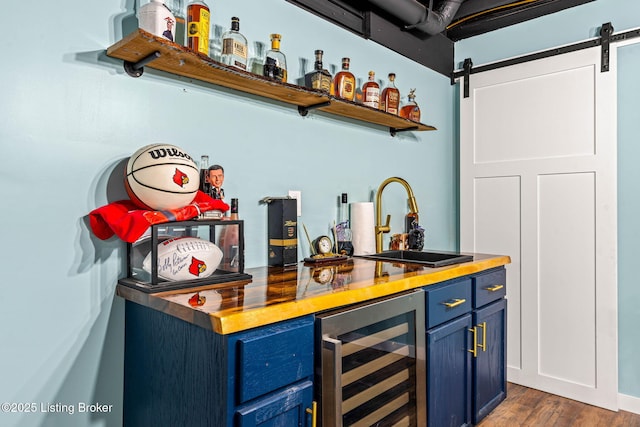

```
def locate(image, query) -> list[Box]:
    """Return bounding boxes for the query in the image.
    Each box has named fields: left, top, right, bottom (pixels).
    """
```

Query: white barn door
left=460, top=46, right=618, bottom=410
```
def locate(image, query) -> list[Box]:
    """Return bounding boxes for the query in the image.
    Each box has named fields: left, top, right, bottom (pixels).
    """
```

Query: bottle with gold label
left=362, top=71, right=380, bottom=109
left=304, top=50, right=332, bottom=93
left=221, top=17, right=248, bottom=71
left=263, top=34, right=287, bottom=82
left=186, top=0, right=210, bottom=55
left=380, top=73, right=400, bottom=115
left=400, top=88, right=421, bottom=122
left=332, top=58, right=356, bottom=101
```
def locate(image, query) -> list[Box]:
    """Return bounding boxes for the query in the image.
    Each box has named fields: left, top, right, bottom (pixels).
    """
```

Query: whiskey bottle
left=400, top=88, right=421, bottom=122
left=221, top=17, right=248, bottom=71
left=362, top=70, right=380, bottom=109
left=304, top=50, right=332, bottom=93
left=380, top=73, right=400, bottom=115
left=332, top=57, right=356, bottom=101
left=263, top=34, right=287, bottom=82
left=186, top=0, right=210, bottom=55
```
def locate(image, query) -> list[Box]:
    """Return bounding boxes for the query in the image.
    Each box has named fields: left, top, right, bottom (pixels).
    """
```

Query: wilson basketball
left=125, top=143, right=200, bottom=210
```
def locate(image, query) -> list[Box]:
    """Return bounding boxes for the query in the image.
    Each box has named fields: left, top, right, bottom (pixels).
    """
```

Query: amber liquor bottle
left=305, top=50, right=332, bottom=93
left=380, top=73, right=400, bottom=115
left=362, top=70, right=380, bottom=109
left=331, top=57, right=356, bottom=101
left=400, top=88, right=421, bottom=122
left=186, top=0, right=210, bottom=55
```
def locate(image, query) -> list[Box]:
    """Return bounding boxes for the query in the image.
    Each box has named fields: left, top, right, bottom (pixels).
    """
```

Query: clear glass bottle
left=332, top=57, right=356, bottom=101
left=337, top=193, right=354, bottom=256
left=166, top=0, right=185, bottom=45
left=221, top=17, right=248, bottom=71
left=186, top=0, right=210, bottom=55
left=362, top=70, right=380, bottom=109
left=304, top=50, right=332, bottom=93
left=380, top=73, right=400, bottom=115
left=263, top=34, right=287, bottom=82
left=400, top=88, right=421, bottom=122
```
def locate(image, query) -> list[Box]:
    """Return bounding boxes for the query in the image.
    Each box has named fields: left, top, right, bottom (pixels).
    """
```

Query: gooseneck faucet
left=375, top=177, right=419, bottom=253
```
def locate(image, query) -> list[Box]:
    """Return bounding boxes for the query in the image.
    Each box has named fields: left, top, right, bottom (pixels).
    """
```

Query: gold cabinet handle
left=477, top=321, right=487, bottom=352
left=306, top=401, right=318, bottom=427
left=442, top=298, right=466, bottom=308
left=468, top=326, right=477, bottom=358
left=486, top=284, right=504, bottom=292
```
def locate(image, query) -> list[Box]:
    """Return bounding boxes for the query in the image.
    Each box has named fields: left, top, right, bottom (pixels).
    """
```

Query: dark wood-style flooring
left=477, top=383, right=640, bottom=426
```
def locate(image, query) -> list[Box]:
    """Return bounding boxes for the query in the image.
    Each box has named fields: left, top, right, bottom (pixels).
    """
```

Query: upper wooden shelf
left=106, top=29, right=437, bottom=135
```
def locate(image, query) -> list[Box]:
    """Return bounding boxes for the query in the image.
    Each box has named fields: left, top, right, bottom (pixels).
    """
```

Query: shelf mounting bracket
left=298, top=101, right=332, bottom=117
left=124, top=51, right=162, bottom=77
left=390, top=126, right=419, bottom=137
left=600, top=22, right=613, bottom=72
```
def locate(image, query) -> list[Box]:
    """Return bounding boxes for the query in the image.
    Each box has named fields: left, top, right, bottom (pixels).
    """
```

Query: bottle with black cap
left=337, top=193, right=354, bottom=256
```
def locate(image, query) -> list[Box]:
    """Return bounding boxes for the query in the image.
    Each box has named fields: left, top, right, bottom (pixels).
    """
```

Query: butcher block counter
left=116, top=252, right=510, bottom=335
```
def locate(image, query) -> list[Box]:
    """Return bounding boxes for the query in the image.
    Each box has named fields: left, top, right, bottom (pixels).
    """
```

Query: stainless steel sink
left=356, top=250, right=474, bottom=268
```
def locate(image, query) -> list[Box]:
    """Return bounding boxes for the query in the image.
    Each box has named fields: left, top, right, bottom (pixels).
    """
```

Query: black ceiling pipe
left=367, top=0, right=465, bottom=35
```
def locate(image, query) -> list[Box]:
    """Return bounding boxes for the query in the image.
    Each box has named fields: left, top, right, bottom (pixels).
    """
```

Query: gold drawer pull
left=306, top=401, right=317, bottom=427
left=468, top=326, right=478, bottom=358
left=486, top=284, right=504, bottom=292
left=442, top=298, right=466, bottom=308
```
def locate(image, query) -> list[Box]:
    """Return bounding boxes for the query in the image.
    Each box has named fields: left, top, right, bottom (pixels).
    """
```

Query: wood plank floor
left=477, top=383, right=640, bottom=426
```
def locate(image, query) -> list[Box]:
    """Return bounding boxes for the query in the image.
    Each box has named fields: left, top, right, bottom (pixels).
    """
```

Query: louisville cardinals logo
left=173, top=168, right=189, bottom=187
left=189, top=256, right=207, bottom=276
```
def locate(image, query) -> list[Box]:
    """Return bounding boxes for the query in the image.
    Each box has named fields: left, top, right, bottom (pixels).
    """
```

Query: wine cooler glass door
left=317, top=290, right=426, bottom=427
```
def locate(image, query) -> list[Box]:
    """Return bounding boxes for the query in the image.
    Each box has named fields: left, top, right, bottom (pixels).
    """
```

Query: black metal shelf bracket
left=298, top=101, right=332, bottom=117
left=390, top=126, right=419, bottom=137
left=124, top=51, right=162, bottom=78
left=600, top=22, right=613, bottom=72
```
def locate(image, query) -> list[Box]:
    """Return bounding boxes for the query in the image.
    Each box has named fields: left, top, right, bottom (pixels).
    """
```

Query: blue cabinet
left=122, top=302, right=315, bottom=427
left=425, top=267, right=507, bottom=426
left=426, top=313, right=473, bottom=427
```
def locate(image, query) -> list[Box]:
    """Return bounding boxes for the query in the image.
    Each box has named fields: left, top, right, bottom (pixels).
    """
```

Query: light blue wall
left=0, top=1, right=455, bottom=426
left=455, top=0, right=640, bottom=400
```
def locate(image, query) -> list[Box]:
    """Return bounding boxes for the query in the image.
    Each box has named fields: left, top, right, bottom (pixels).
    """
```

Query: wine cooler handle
left=323, top=337, right=343, bottom=426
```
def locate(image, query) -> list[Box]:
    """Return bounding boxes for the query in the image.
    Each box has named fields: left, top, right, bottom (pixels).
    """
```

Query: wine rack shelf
left=106, top=29, right=436, bottom=136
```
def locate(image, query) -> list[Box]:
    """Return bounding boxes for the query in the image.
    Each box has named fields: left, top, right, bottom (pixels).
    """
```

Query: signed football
left=142, top=237, right=223, bottom=281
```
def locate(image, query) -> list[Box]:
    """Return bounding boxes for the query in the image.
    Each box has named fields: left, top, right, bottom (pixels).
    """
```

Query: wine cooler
left=316, top=290, right=426, bottom=426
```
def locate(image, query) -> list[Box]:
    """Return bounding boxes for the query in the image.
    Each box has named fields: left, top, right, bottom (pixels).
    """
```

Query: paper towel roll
left=351, top=202, right=376, bottom=255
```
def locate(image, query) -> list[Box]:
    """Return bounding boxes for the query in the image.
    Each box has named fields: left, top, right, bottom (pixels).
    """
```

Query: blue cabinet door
left=427, top=313, right=473, bottom=427
left=235, top=380, right=314, bottom=427
left=472, top=299, right=507, bottom=424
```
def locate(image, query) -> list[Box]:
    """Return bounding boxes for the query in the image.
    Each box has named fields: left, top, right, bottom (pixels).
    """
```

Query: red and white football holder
left=119, top=219, right=251, bottom=293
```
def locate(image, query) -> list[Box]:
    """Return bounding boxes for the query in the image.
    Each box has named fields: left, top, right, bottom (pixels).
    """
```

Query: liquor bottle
left=199, top=155, right=210, bottom=195
left=380, top=73, right=400, bottom=115
left=166, top=0, right=186, bottom=45
left=138, top=0, right=176, bottom=42
left=186, top=0, right=210, bottom=55
left=221, top=17, right=248, bottom=71
left=337, top=193, right=354, bottom=256
left=362, top=70, right=380, bottom=109
left=400, top=88, right=421, bottom=122
left=304, top=50, right=332, bottom=93
left=263, top=34, right=287, bottom=82
left=332, top=58, right=356, bottom=101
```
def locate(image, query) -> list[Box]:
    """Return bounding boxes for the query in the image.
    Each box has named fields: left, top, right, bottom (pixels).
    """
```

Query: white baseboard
left=619, top=393, right=640, bottom=415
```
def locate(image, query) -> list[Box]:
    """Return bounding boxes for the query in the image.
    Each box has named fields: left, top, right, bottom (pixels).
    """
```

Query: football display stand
left=119, top=219, right=251, bottom=293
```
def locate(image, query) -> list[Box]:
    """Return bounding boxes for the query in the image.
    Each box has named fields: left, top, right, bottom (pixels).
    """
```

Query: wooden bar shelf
left=106, top=29, right=437, bottom=136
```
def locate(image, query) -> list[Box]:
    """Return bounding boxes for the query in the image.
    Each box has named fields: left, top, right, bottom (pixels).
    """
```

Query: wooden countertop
left=116, top=254, right=510, bottom=335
